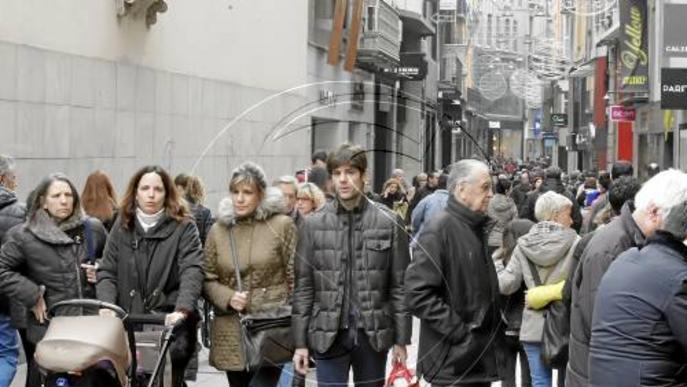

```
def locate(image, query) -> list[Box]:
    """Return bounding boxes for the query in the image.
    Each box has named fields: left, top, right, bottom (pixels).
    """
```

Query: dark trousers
left=226, top=367, right=282, bottom=387
left=502, top=335, right=532, bottom=387
left=314, top=329, right=388, bottom=387
left=19, top=329, right=37, bottom=387
left=168, top=312, right=200, bottom=387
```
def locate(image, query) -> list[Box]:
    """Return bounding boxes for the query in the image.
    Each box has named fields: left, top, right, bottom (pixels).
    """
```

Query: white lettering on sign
left=663, top=84, right=687, bottom=93
left=666, top=46, right=687, bottom=53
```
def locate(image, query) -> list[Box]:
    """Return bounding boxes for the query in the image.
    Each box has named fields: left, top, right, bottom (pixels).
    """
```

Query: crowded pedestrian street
left=2, top=0, right=687, bottom=386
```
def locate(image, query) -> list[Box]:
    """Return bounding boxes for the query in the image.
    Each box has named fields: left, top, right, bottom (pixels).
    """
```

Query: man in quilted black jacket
left=292, top=144, right=411, bottom=387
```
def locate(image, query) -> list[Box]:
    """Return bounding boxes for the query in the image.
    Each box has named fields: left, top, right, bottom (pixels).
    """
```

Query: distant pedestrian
left=82, top=170, right=119, bottom=232
left=296, top=182, right=325, bottom=217
left=175, top=173, right=214, bottom=246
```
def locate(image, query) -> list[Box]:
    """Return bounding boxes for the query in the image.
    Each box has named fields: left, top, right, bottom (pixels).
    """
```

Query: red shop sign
left=610, top=105, right=637, bottom=122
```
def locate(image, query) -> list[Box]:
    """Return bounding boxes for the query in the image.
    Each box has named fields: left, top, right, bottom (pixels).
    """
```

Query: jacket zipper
left=346, top=212, right=354, bottom=331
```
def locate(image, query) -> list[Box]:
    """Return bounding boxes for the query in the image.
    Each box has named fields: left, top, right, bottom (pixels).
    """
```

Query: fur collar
left=28, top=208, right=84, bottom=244
left=216, top=186, right=286, bottom=226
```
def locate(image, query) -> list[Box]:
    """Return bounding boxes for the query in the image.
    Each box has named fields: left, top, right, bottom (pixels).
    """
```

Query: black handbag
left=229, top=228, right=294, bottom=370
left=526, top=259, right=569, bottom=369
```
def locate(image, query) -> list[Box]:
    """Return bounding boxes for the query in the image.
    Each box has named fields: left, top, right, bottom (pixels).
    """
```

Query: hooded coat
left=0, top=209, right=107, bottom=343
left=497, top=221, right=579, bottom=342
left=203, top=187, right=297, bottom=371
left=487, top=193, right=518, bottom=248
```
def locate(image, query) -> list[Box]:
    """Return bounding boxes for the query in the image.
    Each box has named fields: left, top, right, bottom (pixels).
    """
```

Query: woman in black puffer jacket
left=0, top=173, right=107, bottom=386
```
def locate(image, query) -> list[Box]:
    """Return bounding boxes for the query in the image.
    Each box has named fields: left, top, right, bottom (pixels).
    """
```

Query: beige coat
left=203, top=190, right=297, bottom=371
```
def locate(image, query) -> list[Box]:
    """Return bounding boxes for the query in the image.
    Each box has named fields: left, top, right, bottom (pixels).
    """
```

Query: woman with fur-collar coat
left=0, top=174, right=107, bottom=387
left=203, top=162, right=297, bottom=386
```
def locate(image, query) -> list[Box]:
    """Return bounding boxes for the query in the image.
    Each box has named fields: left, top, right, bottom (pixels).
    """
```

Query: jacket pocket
left=365, top=239, right=391, bottom=268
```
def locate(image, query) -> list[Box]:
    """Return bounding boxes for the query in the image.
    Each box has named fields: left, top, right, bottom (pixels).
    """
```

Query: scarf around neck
left=136, top=207, right=165, bottom=232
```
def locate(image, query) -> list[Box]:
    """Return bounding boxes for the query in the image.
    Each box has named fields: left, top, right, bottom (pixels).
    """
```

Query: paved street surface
left=9, top=319, right=557, bottom=386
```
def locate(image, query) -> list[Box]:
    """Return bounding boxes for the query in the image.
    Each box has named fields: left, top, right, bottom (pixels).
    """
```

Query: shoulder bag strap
left=229, top=227, right=243, bottom=293
left=526, top=258, right=543, bottom=287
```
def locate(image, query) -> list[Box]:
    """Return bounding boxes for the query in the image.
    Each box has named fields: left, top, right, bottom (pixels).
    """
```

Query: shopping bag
left=386, top=361, right=419, bottom=387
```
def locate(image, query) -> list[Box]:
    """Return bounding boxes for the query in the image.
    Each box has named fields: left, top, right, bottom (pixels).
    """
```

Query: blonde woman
left=203, top=162, right=297, bottom=387
left=296, top=182, right=325, bottom=217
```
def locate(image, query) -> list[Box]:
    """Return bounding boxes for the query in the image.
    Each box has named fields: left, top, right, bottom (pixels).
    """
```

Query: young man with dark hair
left=293, top=144, right=411, bottom=386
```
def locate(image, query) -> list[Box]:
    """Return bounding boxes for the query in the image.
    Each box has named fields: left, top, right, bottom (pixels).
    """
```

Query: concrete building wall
left=0, top=0, right=311, bottom=211
left=0, top=0, right=308, bottom=91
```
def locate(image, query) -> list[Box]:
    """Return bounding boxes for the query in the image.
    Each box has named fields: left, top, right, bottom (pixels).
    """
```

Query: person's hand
left=165, top=311, right=186, bottom=327
left=229, top=291, right=248, bottom=312
left=392, top=344, right=408, bottom=364
left=81, top=262, right=98, bottom=284
left=32, top=294, right=47, bottom=324
left=293, top=348, right=309, bottom=375
left=99, top=309, right=117, bottom=318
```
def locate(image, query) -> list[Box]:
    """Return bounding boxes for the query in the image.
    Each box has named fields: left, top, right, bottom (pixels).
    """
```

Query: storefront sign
left=661, top=68, right=687, bottom=109
left=663, top=3, right=687, bottom=63
left=381, top=53, right=428, bottom=80
left=488, top=121, right=501, bottom=129
left=551, top=113, right=568, bottom=127
left=619, top=0, right=649, bottom=92
left=610, top=105, right=637, bottom=122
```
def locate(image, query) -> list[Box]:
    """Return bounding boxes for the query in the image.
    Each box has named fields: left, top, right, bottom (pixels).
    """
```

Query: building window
left=504, top=19, right=510, bottom=50
left=513, top=20, right=518, bottom=51
left=367, top=5, right=376, bottom=32
left=487, top=14, right=493, bottom=47
left=310, top=0, right=336, bottom=47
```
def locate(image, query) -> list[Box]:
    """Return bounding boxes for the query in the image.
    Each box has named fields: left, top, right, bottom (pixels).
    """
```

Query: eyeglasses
left=297, top=197, right=312, bottom=202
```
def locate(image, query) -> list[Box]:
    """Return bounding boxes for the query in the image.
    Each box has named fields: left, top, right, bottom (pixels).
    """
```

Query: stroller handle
left=126, top=313, right=168, bottom=326
left=47, top=299, right=126, bottom=318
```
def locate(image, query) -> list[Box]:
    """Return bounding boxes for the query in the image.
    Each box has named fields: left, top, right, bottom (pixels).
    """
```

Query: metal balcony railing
left=358, top=0, right=402, bottom=67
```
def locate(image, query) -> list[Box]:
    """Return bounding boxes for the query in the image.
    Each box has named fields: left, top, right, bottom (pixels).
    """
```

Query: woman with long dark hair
left=81, top=170, right=118, bottom=232
left=0, top=173, right=107, bottom=386
left=97, top=165, right=204, bottom=387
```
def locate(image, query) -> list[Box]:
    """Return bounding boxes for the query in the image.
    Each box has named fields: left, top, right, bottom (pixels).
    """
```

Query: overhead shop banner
left=661, top=68, right=687, bottom=109
left=619, top=0, right=649, bottom=92
left=663, top=3, right=687, bottom=64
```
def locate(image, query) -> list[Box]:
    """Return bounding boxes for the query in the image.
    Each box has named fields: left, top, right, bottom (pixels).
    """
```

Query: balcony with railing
left=357, top=0, right=402, bottom=69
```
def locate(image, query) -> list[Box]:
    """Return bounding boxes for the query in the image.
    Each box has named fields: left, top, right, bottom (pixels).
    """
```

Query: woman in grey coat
left=496, top=191, right=580, bottom=387
left=487, top=176, right=518, bottom=255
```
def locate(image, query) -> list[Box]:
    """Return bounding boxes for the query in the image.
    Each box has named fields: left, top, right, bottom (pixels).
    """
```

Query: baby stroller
left=34, top=299, right=181, bottom=387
